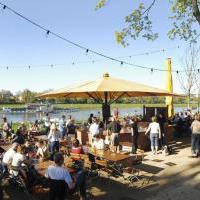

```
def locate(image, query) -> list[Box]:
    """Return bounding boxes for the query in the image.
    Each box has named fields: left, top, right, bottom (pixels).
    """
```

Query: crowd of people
left=0, top=110, right=200, bottom=199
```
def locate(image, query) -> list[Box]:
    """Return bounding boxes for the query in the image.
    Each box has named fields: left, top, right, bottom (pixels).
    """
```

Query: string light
left=0, top=2, right=199, bottom=74
left=0, top=2, right=186, bottom=73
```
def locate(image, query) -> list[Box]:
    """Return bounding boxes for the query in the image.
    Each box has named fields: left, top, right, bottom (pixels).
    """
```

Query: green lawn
left=54, top=103, right=192, bottom=109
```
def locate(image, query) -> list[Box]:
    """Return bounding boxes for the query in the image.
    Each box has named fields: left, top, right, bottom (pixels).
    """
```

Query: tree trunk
left=192, top=0, right=200, bottom=25
left=187, top=94, right=191, bottom=109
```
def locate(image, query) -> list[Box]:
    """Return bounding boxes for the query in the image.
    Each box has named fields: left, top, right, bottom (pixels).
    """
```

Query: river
left=0, top=107, right=189, bottom=123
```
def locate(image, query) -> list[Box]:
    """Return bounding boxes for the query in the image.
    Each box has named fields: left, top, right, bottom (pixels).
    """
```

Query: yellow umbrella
left=165, top=58, right=174, bottom=118
left=39, top=73, right=178, bottom=122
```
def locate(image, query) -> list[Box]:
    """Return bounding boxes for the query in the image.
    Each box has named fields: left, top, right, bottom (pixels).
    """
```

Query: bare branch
left=192, top=0, right=200, bottom=25
left=142, top=0, right=157, bottom=16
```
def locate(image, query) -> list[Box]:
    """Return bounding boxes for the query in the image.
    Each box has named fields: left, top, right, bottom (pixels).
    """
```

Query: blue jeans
left=191, top=134, right=200, bottom=154
left=59, top=128, right=66, bottom=139
left=49, top=141, right=60, bottom=160
left=150, top=133, right=159, bottom=148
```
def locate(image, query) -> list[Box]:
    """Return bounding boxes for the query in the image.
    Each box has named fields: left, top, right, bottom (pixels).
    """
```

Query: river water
left=0, top=107, right=187, bottom=123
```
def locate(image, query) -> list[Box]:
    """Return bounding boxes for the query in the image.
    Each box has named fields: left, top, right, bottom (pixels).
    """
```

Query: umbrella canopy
left=38, top=73, right=179, bottom=122
left=39, top=73, right=176, bottom=103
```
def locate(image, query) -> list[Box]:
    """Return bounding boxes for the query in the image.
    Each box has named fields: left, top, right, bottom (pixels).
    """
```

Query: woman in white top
left=145, top=116, right=161, bottom=155
left=36, top=140, right=48, bottom=160
left=48, top=123, right=60, bottom=160
left=92, top=134, right=105, bottom=150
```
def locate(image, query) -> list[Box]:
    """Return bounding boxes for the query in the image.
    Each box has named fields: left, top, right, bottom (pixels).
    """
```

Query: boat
left=2, top=107, right=12, bottom=112
left=26, top=103, right=54, bottom=113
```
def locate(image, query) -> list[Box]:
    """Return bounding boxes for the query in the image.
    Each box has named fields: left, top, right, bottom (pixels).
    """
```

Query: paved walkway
left=143, top=138, right=200, bottom=200
left=90, top=138, right=200, bottom=200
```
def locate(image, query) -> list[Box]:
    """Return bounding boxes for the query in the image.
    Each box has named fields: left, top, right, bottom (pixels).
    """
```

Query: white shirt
left=89, top=123, right=99, bottom=137
left=11, top=153, right=25, bottom=167
left=44, top=117, right=50, bottom=127
left=92, top=139, right=105, bottom=150
left=45, top=165, right=73, bottom=189
left=36, top=146, right=47, bottom=157
left=66, top=119, right=71, bottom=127
left=146, top=122, right=161, bottom=135
left=2, top=148, right=16, bottom=164
left=48, top=130, right=60, bottom=142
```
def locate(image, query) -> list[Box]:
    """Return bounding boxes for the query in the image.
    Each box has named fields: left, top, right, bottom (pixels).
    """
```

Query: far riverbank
left=0, top=103, right=197, bottom=111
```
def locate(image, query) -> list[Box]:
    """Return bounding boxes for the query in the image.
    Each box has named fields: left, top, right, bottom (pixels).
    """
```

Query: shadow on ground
left=2, top=137, right=200, bottom=200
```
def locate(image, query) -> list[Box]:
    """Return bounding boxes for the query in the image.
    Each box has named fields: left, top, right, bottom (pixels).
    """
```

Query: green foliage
left=20, top=89, right=38, bottom=103
left=96, top=0, right=200, bottom=46
left=95, top=0, right=107, bottom=10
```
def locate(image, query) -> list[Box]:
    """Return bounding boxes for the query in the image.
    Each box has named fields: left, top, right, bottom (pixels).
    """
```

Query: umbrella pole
left=102, top=92, right=111, bottom=125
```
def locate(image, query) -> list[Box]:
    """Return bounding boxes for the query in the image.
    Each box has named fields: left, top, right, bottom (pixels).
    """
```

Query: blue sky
left=0, top=0, right=193, bottom=94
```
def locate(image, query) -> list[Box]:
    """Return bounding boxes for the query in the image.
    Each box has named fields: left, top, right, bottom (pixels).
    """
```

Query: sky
left=0, top=0, right=195, bottom=94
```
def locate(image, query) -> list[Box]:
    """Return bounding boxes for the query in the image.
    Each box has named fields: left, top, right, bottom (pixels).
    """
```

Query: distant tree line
left=0, top=89, right=196, bottom=105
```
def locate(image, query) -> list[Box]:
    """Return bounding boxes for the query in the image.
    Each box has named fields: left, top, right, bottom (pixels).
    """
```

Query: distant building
left=0, top=90, right=13, bottom=99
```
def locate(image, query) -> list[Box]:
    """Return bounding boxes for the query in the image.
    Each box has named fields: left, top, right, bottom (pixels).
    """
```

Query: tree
left=96, top=0, right=200, bottom=46
left=19, top=89, right=37, bottom=103
left=177, top=44, right=200, bottom=108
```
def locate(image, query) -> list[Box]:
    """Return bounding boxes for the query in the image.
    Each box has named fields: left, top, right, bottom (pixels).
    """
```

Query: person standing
left=191, top=115, right=200, bottom=157
left=107, top=116, right=121, bottom=152
left=59, top=115, right=66, bottom=139
left=145, top=116, right=161, bottom=155
left=157, top=113, right=166, bottom=147
left=2, top=117, right=11, bottom=139
left=87, top=113, right=94, bottom=126
left=44, top=113, right=51, bottom=135
left=48, top=123, right=60, bottom=160
left=89, top=117, right=99, bottom=145
left=130, top=116, right=139, bottom=155
left=66, top=115, right=72, bottom=127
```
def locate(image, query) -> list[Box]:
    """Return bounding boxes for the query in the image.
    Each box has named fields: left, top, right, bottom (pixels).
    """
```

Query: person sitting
left=9, top=145, right=29, bottom=180
left=28, top=120, right=40, bottom=137
left=92, top=134, right=105, bottom=150
left=45, top=152, right=86, bottom=200
left=12, top=127, right=25, bottom=145
left=71, top=139, right=83, bottom=154
left=2, top=142, right=19, bottom=174
left=36, top=140, right=48, bottom=160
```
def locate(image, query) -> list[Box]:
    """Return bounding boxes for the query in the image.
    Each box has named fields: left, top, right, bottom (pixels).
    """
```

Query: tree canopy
left=96, top=0, right=200, bottom=46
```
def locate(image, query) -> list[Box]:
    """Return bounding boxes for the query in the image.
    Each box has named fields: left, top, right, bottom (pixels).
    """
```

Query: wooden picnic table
left=88, top=148, right=131, bottom=163
left=0, top=143, right=12, bottom=152
left=34, top=135, right=48, bottom=141
left=36, top=158, right=76, bottom=176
